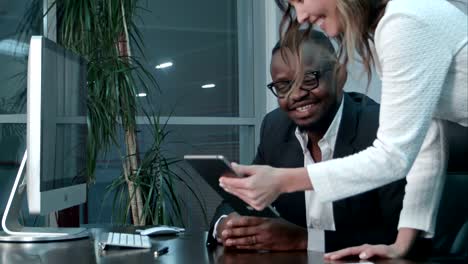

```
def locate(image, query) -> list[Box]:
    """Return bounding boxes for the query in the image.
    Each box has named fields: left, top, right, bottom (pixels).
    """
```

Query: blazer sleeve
left=252, top=113, right=268, bottom=165
left=206, top=201, right=235, bottom=248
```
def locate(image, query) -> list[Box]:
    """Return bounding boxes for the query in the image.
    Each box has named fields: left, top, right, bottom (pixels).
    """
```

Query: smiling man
left=206, top=30, right=407, bottom=253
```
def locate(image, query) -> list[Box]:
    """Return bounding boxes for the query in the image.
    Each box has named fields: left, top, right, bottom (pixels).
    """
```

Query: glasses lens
left=272, top=81, right=291, bottom=97
left=302, top=72, right=319, bottom=90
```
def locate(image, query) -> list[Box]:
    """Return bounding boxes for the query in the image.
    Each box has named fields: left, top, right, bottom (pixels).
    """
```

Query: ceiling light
left=136, top=92, right=147, bottom=97
left=201, top=84, right=216, bottom=89
left=155, top=62, right=173, bottom=69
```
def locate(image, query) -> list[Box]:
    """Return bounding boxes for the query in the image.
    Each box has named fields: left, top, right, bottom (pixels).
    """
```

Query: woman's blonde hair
left=275, top=0, right=388, bottom=84
left=335, top=0, right=388, bottom=82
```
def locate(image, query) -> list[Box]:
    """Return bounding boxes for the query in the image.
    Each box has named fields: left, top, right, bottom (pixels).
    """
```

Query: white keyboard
left=99, top=232, right=152, bottom=250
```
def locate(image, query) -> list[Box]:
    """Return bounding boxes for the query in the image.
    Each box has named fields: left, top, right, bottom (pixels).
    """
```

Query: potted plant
left=15, top=0, right=206, bottom=227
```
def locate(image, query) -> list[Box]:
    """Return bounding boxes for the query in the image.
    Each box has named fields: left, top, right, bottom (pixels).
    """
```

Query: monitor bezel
left=26, top=36, right=87, bottom=215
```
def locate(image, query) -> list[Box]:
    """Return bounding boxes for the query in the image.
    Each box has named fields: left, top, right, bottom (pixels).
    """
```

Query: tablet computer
left=184, top=155, right=279, bottom=218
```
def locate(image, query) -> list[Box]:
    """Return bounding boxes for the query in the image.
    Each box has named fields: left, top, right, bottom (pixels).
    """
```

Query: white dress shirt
left=294, top=98, right=344, bottom=252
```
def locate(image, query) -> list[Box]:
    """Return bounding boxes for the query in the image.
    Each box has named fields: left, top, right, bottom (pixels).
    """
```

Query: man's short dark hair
left=272, top=30, right=336, bottom=57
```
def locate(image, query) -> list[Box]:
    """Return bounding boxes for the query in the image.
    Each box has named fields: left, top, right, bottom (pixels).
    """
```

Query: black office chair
left=431, top=121, right=468, bottom=261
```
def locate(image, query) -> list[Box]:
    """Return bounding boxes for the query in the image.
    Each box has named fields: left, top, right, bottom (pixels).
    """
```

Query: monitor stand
left=0, top=151, right=89, bottom=242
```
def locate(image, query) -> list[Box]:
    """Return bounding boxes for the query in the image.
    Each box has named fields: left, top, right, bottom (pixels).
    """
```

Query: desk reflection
left=210, top=246, right=318, bottom=264
left=0, top=230, right=442, bottom=264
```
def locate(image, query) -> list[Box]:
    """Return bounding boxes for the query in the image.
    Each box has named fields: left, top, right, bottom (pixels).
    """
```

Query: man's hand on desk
left=216, top=213, right=307, bottom=251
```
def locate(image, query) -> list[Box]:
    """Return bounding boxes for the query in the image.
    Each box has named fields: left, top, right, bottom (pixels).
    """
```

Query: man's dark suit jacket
left=206, top=92, right=407, bottom=252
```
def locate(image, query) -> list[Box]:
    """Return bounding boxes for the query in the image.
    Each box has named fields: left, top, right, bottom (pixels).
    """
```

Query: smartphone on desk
left=184, top=155, right=279, bottom=218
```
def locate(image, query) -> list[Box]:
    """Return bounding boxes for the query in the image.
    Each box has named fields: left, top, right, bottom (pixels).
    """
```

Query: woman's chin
left=322, top=27, right=340, bottom=38
left=319, top=22, right=341, bottom=38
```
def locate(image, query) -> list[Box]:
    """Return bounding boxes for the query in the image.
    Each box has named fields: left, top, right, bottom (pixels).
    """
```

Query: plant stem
left=118, top=0, right=144, bottom=226
left=122, top=156, right=139, bottom=224
left=125, top=128, right=145, bottom=225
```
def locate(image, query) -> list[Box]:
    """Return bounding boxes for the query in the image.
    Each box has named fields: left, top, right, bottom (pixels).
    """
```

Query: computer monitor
left=0, top=36, right=89, bottom=242
left=27, top=35, right=87, bottom=215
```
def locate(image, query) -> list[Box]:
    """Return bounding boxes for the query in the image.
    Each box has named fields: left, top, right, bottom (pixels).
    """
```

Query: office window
left=0, top=0, right=271, bottom=229
left=135, top=0, right=251, bottom=118
left=89, top=1, right=269, bottom=228
left=0, top=124, right=25, bottom=216
left=0, top=1, right=41, bottom=220
left=0, top=0, right=33, bottom=114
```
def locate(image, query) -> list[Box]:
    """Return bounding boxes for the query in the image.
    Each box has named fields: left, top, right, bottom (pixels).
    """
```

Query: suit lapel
left=278, top=141, right=304, bottom=168
left=332, top=94, right=360, bottom=227
left=273, top=122, right=307, bottom=227
left=277, top=122, right=304, bottom=168
left=334, top=93, right=359, bottom=159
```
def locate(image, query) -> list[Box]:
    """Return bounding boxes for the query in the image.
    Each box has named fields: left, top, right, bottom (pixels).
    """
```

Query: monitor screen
left=27, top=36, right=87, bottom=215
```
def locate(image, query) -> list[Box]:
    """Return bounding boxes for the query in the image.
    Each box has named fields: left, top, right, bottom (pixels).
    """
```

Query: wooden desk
left=0, top=228, right=451, bottom=264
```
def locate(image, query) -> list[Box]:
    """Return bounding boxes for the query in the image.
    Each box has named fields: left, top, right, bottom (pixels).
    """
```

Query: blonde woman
left=220, top=0, right=467, bottom=259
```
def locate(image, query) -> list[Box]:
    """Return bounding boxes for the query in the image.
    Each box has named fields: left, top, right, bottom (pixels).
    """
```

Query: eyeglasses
left=267, top=70, right=328, bottom=98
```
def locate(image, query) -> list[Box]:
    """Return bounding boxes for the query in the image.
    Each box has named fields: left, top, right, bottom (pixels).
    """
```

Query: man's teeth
left=316, top=17, right=325, bottom=27
left=296, top=104, right=312, bottom=112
